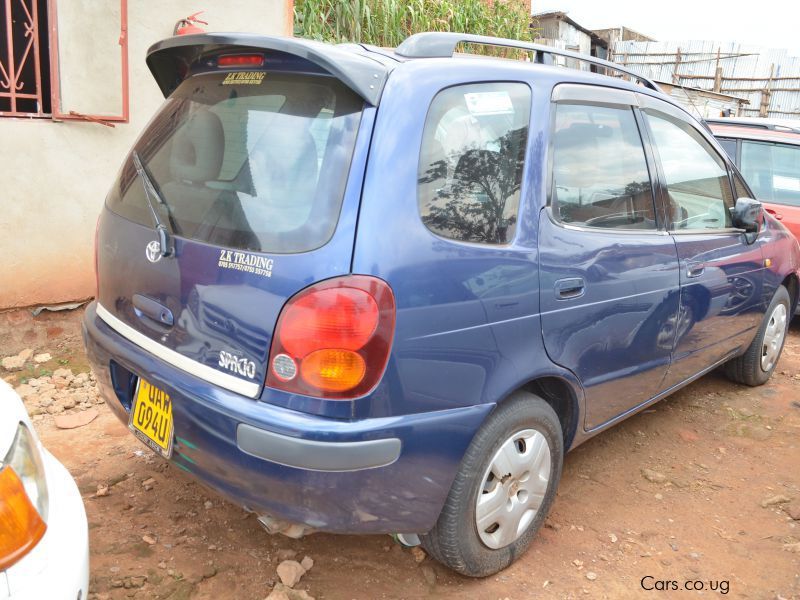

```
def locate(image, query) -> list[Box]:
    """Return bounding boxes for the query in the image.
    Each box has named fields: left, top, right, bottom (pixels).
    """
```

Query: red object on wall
left=174, top=11, right=207, bottom=36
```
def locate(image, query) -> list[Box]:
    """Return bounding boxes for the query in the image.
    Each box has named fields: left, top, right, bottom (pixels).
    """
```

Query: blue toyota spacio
left=83, top=31, right=800, bottom=576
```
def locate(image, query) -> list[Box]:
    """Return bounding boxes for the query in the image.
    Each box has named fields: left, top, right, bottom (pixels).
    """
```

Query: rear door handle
left=554, top=277, right=585, bottom=299
left=686, top=264, right=705, bottom=278
left=133, top=294, right=174, bottom=327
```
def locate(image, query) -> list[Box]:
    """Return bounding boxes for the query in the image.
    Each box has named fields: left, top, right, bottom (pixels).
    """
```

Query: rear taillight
left=266, top=276, right=395, bottom=399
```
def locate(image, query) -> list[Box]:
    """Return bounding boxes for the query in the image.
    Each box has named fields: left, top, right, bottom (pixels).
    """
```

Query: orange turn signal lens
left=0, top=465, right=47, bottom=571
left=300, top=349, right=366, bottom=392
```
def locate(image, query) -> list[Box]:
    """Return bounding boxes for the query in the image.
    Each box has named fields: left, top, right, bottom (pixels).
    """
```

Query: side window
left=645, top=111, right=734, bottom=230
left=417, top=83, right=531, bottom=244
left=716, top=137, right=738, bottom=161
left=733, top=171, right=751, bottom=201
left=740, top=141, right=800, bottom=207
left=551, top=103, right=656, bottom=229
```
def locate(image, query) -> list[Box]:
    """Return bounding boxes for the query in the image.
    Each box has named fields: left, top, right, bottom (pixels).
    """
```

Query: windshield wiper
left=132, top=150, right=173, bottom=258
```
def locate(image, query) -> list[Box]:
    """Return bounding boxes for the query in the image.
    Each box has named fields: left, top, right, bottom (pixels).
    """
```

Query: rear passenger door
left=639, top=96, right=765, bottom=388
left=539, top=85, right=681, bottom=431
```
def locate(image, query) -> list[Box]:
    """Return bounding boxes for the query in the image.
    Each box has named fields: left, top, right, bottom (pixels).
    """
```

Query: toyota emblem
left=145, top=240, right=162, bottom=263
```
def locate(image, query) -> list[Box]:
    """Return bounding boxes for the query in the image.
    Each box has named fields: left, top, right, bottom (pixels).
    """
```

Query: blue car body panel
left=84, top=302, right=492, bottom=533
left=354, top=59, right=545, bottom=418
left=660, top=232, right=765, bottom=388
left=83, top=36, right=800, bottom=535
left=537, top=215, right=681, bottom=430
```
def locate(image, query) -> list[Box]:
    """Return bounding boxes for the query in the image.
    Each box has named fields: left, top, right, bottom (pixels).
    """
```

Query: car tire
left=724, top=285, right=791, bottom=386
left=420, top=391, right=563, bottom=577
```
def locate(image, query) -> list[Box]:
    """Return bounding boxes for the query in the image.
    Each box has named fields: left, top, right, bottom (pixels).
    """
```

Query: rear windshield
left=107, top=71, right=363, bottom=253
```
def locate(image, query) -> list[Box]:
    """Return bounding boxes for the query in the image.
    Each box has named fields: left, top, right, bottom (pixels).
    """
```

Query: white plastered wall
left=0, top=0, right=292, bottom=307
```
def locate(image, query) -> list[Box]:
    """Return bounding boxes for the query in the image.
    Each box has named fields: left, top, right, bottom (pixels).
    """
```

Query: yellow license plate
left=129, top=379, right=174, bottom=458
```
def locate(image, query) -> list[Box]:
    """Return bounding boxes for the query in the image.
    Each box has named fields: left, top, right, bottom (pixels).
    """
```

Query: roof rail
left=705, top=118, right=800, bottom=134
left=395, top=32, right=662, bottom=93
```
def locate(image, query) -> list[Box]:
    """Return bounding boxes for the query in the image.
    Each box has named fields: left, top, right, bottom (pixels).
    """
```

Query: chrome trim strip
left=544, top=206, right=668, bottom=235
left=96, top=304, right=261, bottom=398
left=669, top=228, right=746, bottom=235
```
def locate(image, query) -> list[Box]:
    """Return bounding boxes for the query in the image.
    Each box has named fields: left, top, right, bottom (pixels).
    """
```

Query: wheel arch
left=781, top=273, right=798, bottom=314
left=510, top=376, right=582, bottom=451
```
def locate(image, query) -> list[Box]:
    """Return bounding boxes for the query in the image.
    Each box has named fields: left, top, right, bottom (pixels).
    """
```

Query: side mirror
left=731, top=197, right=763, bottom=233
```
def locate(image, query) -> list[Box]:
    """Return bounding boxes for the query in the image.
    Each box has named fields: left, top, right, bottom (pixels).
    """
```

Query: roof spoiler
left=146, top=33, right=390, bottom=105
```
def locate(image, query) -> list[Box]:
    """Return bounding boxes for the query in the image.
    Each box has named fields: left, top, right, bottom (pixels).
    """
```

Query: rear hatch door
left=96, top=40, right=383, bottom=400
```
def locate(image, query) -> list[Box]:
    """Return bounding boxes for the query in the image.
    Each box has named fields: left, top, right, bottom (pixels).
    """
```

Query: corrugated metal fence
left=612, top=40, right=800, bottom=118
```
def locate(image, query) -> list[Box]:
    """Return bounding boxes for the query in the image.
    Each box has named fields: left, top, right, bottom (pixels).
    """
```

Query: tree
left=419, top=127, right=527, bottom=244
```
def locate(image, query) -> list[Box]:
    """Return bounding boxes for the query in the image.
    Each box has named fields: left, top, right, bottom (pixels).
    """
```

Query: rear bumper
left=82, top=301, right=491, bottom=534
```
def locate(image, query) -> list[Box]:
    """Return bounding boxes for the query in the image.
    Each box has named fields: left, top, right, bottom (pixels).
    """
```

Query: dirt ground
left=2, top=307, right=800, bottom=599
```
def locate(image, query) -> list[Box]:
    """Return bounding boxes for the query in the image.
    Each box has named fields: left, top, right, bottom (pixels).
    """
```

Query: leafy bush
left=294, top=0, right=534, bottom=48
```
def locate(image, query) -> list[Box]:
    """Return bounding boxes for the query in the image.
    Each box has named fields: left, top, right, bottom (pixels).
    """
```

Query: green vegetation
left=19, top=367, right=52, bottom=384
left=294, top=0, right=534, bottom=49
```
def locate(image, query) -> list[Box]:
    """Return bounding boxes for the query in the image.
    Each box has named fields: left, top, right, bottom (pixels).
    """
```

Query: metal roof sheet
left=612, top=40, right=800, bottom=118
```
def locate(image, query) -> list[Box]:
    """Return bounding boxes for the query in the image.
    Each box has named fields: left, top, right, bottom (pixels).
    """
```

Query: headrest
left=170, top=110, right=224, bottom=183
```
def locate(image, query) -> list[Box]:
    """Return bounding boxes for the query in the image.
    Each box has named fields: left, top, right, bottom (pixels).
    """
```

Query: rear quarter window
left=417, top=82, right=531, bottom=245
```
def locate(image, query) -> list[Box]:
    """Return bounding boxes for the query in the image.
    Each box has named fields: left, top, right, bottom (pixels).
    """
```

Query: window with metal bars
left=0, top=0, right=51, bottom=116
left=1, top=0, right=128, bottom=124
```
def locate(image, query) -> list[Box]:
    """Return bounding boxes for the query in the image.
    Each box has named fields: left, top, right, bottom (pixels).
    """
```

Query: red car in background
left=708, top=117, right=800, bottom=240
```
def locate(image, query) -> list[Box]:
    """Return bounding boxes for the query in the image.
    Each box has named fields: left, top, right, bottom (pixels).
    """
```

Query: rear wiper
left=132, top=150, right=173, bottom=258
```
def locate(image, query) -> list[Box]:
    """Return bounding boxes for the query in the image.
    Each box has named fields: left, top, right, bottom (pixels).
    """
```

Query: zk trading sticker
left=218, top=250, right=273, bottom=278
left=222, top=71, right=265, bottom=85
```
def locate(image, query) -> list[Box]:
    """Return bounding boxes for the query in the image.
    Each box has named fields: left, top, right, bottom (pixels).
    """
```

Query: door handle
left=133, top=294, right=174, bottom=327
left=686, top=264, right=705, bottom=278
left=554, top=277, right=585, bottom=299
